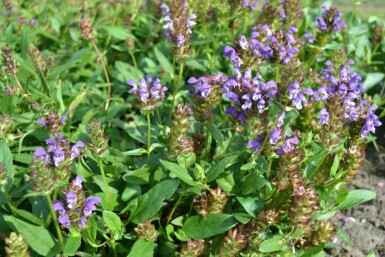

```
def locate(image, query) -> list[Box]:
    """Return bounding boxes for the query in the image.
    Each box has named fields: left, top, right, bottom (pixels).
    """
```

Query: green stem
left=110, top=240, right=118, bottom=257
left=46, top=195, right=64, bottom=251
left=129, top=51, right=140, bottom=78
left=98, top=158, right=113, bottom=211
left=205, top=123, right=211, bottom=158
left=266, top=158, right=273, bottom=178
left=170, top=62, right=185, bottom=119
left=90, top=39, right=111, bottom=110
left=166, top=190, right=184, bottom=226
left=147, top=113, right=151, bottom=164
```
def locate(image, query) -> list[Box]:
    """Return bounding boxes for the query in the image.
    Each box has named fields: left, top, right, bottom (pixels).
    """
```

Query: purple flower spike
left=66, top=191, right=77, bottom=209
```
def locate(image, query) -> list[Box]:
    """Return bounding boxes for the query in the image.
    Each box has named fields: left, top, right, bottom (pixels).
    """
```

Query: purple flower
left=84, top=197, right=101, bottom=217
left=60, top=115, right=68, bottom=124
left=66, top=191, right=77, bottom=209
left=46, top=138, right=57, bottom=153
left=73, top=175, right=83, bottom=189
left=53, top=148, right=65, bottom=167
left=38, top=118, right=46, bottom=126
left=277, top=112, right=285, bottom=127
left=53, top=200, right=65, bottom=213
left=58, top=214, right=71, bottom=228
left=269, top=129, right=281, bottom=145
left=360, top=112, right=382, bottom=137
left=70, top=141, right=85, bottom=159
left=319, top=108, right=330, bottom=125
left=78, top=217, right=87, bottom=229
left=277, top=137, right=299, bottom=156
left=247, top=136, right=263, bottom=154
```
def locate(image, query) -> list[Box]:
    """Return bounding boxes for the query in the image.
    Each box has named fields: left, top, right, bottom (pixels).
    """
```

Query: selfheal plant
left=1, top=1, right=384, bottom=257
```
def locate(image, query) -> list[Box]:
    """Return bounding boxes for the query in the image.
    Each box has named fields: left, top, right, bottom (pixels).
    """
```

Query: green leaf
left=216, top=172, right=235, bottom=193
left=127, top=239, right=154, bottom=257
left=123, top=167, right=151, bottom=185
left=363, top=72, right=384, bottom=92
left=236, top=196, right=264, bottom=218
left=122, top=183, right=141, bottom=202
left=160, top=160, right=199, bottom=186
left=0, top=141, right=14, bottom=190
left=154, top=47, right=174, bottom=77
left=103, top=211, right=122, bottom=239
left=210, top=124, right=224, bottom=150
left=63, top=235, right=81, bottom=256
left=3, top=215, right=60, bottom=256
left=51, top=48, right=90, bottom=76
left=241, top=174, right=269, bottom=195
left=21, top=27, right=30, bottom=58
left=258, top=237, right=283, bottom=253
left=82, top=215, right=97, bottom=246
left=330, top=154, right=339, bottom=177
left=336, top=189, right=376, bottom=210
left=122, top=148, right=147, bottom=156
left=206, top=155, right=238, bottom=182
left=129, top=179, right=180, bottom=223
left=101, top=26, right=131, bottom=40
left=183, top=214, right=237, bottom=239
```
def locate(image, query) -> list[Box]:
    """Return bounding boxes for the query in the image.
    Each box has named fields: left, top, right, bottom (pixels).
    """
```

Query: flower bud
left=216, top=228, right=247, bottom=257
left=180, top=239, right=208, bottom=257
left=134, top=221, right=159, bottom=242
left=168, top=103, right=194, bottom=158
left=79, top=17, right=94, bottom=39
left=87, top=121, right=109, bottom=157
left=207, top=187, right=228, bottom=214
left=5, top=232, right=30, bottom=257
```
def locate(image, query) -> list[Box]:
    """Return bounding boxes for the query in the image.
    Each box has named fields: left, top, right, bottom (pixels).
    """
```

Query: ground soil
left=327, top=145, right=385, bottom=257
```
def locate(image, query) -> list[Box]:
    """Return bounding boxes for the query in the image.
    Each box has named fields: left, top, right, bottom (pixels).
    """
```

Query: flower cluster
left=34, top=135, right=85, bottom=167
left=188, top=73, right=227, bottom=123
left=53, top=176, right=101, bottom=229
left=160, top=0, right=196, bottom=60
left=247, top=112, right=286, bottom=154
left=314, top=6, right=346, bottom=33
left=287, top=81, right=313, bottom=110
left=224, top=24, right=299, bottom=69
left=222, top=68, right=277, bottom=123
left=313, top=60, right=381, bottom=137
left=38, top=111, right=67, bottom=135
left=188, top=73, right=227, bottom=98
left=127, top=74, right=168, bottom=112
left=31, top=133, right=85, bottom=191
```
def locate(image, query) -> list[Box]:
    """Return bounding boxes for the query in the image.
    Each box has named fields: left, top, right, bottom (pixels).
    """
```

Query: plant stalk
left=90, top=39, right=111, bottom=110
left=46, top=194, right=65, bottom=251
left=98, top=158, right=113, bottom=211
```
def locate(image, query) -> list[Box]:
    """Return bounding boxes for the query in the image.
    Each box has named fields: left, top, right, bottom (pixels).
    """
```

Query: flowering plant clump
left=0, top=1, right=384, bottom=257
